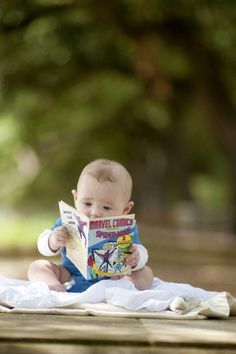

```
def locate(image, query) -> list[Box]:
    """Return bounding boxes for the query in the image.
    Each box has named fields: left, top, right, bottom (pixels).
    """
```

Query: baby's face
left=74, top=175, right=131, bottom=219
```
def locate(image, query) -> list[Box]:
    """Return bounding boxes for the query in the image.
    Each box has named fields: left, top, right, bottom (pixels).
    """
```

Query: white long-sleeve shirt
left=38, top=229, right=149, bottom=271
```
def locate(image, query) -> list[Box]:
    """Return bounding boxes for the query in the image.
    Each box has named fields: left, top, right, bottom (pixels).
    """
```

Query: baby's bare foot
left=111, top=275, right=123, bottom=280
left=48, top=283, right=66, bottom=292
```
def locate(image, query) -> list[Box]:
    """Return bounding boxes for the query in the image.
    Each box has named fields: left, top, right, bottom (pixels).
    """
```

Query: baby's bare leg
left=27, top=260, right=71, bottom=292
left=124, top=265, right=153, bottom=290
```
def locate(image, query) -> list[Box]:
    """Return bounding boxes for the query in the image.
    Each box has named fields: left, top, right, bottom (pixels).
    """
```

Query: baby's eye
left=84, top=202, right=92, bottom=207
left=103, top=206, right=112, bottom=211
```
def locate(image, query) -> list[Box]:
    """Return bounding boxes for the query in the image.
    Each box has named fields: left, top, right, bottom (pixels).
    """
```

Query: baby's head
left=72, top=159, right=134, bottom=219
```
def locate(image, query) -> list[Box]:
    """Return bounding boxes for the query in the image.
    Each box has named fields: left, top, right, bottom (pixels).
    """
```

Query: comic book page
left=59, top=201, right=136, bottom=280
left=86, top=214, right=136, bottom=280
left=58, top=201, right=89, bottom=278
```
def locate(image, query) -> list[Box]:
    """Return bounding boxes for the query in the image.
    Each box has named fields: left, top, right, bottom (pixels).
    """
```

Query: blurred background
left=0, top=0, right=236, bottom=293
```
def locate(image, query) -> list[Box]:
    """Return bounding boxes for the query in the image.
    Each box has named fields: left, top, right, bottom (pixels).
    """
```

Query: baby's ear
left=71, top=189, right=77, bottom=203
left=123, top=201, right=134, bottom=215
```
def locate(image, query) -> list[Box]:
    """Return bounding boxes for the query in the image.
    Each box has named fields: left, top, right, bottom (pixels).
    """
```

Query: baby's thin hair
left=79, top=159, right=133, bottom=200
left=86, top=159, right=118, bottom=183
left=88, top=167, right=117, bottom=183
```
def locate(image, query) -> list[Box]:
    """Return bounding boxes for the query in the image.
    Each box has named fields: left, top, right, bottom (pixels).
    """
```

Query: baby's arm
left=49, top=226, right=68, bottom=251
left=124, top=244, right=153, bottom=290
left=37, top=226, right=69, bottom=256
left=125, top=244, right=148, bottom=271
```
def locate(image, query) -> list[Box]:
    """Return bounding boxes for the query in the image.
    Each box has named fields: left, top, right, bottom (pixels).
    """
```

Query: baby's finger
left=126, top=254, right=138, bottom=267
left=58, top=226, right=68, bottom=234
left=129, top=244, right=137, bottom=253
left=127, top=248, right=139, bottom=259
left=126, top=252, right=137, bottom=262
left=55, top=228, right=68, bottom=237
left=127, top=259, right=138, bottom=268
left=56, top=235, right=67, bottom=242
left=56, top=237, right=67, bottom=246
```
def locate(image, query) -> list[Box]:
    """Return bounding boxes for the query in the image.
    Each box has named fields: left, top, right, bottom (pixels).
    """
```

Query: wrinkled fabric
left=0, top=275, right=235, bottom=319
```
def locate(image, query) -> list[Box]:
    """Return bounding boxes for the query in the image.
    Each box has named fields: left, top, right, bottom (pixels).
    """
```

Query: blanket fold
left=0, top=275, right=235, bottom=319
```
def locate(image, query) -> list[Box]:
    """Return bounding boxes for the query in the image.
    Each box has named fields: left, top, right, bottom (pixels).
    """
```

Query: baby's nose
left=90, top=207, right=101, bottom=219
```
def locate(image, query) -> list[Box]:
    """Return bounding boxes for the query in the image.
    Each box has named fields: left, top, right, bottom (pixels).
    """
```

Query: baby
left=28, top=159, right=153, bottom=292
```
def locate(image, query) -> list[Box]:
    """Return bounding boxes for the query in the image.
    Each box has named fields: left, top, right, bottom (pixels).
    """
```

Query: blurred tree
left=0, top=0, right=235, bottom=229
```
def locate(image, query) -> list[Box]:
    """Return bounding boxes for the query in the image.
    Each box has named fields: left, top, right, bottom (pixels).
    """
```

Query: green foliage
left=0, top=0, right=235, bottom=226
left=0, top=213, right=55, bottom=247
left=191, top=174, right=230, bottom=211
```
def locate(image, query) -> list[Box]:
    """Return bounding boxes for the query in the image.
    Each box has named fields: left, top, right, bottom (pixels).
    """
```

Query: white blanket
left=0, top=275, right=235, bottom=319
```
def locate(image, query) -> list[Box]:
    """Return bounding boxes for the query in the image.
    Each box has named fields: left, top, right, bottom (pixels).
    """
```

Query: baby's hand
left=49, top=226, right=69, bottom=252
left=125, top=244, right=140, bottom=269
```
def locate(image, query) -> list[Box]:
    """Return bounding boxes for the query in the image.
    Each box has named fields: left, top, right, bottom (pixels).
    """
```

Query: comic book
left=58, top=200, right=136, bottom=280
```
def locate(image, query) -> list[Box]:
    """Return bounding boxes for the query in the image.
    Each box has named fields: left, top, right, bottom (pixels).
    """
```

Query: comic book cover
left=59, top=200, right=136, bottom=280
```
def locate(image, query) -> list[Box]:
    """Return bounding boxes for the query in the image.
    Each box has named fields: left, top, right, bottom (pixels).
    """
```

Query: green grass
left=0, top=214, right=56, bottom=247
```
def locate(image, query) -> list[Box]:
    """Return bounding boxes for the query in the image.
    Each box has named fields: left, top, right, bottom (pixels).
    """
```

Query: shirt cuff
left=37, top=229, right=61, bottom=257
left=131, top=244, right=148, bottom=271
